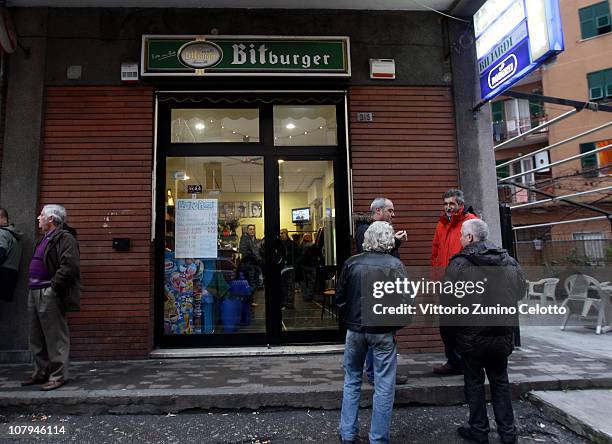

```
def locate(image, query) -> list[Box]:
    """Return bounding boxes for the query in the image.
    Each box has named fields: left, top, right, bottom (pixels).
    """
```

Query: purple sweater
left=28, top=229, right=56, bottom=289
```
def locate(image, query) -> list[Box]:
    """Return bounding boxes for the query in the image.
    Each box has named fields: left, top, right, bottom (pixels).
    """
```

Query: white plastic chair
left=560, top=274, right=607, bottom=333
left=526, top=278, right=559, bottom=305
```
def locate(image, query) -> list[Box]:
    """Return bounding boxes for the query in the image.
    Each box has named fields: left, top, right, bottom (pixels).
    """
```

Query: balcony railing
left=493, top=115, right=548, bottom=142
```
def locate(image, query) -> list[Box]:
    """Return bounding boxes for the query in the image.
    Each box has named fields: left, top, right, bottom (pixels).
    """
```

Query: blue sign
left=475, top=0, right=564, bottom=101
left=480, top=40, right=531, bottom=101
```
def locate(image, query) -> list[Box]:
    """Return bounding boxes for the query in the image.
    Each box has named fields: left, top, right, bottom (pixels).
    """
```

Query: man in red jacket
left=431, top=189, right=478, bottom=375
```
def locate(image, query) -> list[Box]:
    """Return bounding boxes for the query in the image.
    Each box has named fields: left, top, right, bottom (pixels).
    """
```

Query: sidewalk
left=0, top=328, right=611, bottom=415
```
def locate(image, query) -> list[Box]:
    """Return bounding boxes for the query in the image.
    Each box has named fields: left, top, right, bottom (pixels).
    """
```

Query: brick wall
left=40, top=86, right=154, bottom=360
left=349, top=86, right=458, bottom=353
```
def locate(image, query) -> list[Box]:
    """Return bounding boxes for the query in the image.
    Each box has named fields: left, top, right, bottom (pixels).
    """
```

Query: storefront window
left=273, top=105, right=337, bottom=146
left=164, top=156, right=266, bottom=335
left=171, top=109, right=260, bottom=143
left=278, top=160, right=337, bottom=330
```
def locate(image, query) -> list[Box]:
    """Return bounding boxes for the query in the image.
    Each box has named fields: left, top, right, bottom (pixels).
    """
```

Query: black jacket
left=355, top=219, right=402, bottom=258
left=336, top=251, right=410, bottom=334
left=444, top=240, right=526, bottom=356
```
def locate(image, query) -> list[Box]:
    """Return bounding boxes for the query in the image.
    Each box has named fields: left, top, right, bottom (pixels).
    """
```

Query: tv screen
left=292, top=207, right=311, bottom=223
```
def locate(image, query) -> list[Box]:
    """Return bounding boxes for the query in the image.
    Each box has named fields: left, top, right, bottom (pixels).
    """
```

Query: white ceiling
left=6, top=0, right=456, bottom=10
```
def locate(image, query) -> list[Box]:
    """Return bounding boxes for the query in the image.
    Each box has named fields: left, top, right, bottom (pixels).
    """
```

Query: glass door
left=155, top=95, right=349, bottom=347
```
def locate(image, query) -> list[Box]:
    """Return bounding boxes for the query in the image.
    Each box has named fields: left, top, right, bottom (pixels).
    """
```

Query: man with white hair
left=22, top=204, right=81, bottom=391
left=354, top=197, right=407, bottom=384
left=445, top=219, right=525, bottom=444
left=337, top=221, right=410, bottom=444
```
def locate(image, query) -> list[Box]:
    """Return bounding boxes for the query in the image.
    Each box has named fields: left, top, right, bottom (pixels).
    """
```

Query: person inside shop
left=297, top=233, right=319, bottom=302
left=0, top=208, right=23, bottom=302
left=238, top=224, right=264, bottom=292
left=22, top=204, right=81, bottom=391
left=279, top=228, right=296, bottom=310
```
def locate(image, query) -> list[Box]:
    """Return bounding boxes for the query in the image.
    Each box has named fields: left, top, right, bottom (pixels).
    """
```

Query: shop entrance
left=154, top=93, right=350, bottom=347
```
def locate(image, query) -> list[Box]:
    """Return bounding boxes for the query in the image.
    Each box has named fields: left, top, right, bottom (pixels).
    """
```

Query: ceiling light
left=278, top=175, right=282, bottom=179
left=195, top=123, right=205, bottom=130
left=232, top=131, right=236, bottom=134
left=304, top=131, right=308, bottom=135
left=288, top=135, right=292, bottom=139
left=278, top=159, right=285, bottom=164
left=286, top=123, right=296, bottom=129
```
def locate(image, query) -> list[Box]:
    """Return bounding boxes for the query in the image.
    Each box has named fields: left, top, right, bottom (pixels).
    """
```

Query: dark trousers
left=462, top=352, right=516, bottom=441
left=440, top=326, right=462, bottom=369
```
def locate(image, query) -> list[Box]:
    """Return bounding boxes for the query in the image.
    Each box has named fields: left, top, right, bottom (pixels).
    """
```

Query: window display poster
left=175, top=199, right=218, bottom=258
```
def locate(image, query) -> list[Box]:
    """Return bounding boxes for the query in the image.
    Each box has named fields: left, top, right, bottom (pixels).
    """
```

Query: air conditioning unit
left=534, top=151, right=550, bottom=173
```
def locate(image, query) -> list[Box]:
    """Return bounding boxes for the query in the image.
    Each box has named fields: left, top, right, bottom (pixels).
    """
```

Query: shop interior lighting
left=195, top=122, right=205, bottom=130
left=285, top=123, right=296, bottom=129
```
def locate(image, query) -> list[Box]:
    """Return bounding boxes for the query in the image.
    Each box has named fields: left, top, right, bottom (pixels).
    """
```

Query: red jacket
left=431, top=207, right=479, bottom=268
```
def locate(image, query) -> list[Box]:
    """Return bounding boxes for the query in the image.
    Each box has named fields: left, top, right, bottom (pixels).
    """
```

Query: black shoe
left=457, top=426, right=489, bottom=443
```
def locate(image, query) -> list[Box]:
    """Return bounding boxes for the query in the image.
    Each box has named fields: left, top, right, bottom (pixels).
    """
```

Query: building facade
left=0, top=3, right=498, bottom=361
left=493, top=0, right=612, bottom=266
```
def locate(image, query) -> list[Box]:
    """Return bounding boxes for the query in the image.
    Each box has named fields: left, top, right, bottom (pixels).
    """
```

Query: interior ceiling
left=6, top=0, right=456, bottom=10
left=167, top=157, right=329, bottom=194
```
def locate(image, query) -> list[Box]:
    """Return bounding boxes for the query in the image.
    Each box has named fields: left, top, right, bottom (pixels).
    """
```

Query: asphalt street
left=0, top=400, right=592, bottom=443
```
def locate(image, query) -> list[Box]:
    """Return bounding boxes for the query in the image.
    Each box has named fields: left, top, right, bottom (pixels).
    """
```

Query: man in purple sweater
left=22, top=204, right=81, bottom=391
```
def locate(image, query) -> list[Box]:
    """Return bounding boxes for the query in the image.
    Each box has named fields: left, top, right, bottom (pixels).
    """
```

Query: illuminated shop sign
left=141, top=35, right=351, bottom=77
left=474, top=0, right=564, bottom=101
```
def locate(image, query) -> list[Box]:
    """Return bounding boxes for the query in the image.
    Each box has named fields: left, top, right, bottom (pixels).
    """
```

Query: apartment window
left=581, top=139, right=612, bottom=177
left=587, top=68, right=612, bottom=100
left=496, top=159, right=510, bottom=179
left=579, top=1, right=611, bottom=39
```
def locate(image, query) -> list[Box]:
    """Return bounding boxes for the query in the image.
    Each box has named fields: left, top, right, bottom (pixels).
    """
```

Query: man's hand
left=395, top=230, right=407, bottom=241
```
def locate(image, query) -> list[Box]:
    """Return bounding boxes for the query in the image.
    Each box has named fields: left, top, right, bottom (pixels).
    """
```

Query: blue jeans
left=339, top=329, right=397, bottom=444
left=365, top=347, right=374, bottom=382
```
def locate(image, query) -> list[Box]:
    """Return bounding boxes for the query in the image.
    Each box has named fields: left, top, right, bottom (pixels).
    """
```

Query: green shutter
left=496, top=159, right=510, bottom=179
left=588, top=70, right=605, bottom=99
left=579, top=1, right=611, bottom=38
left=491, top=101, right=505, bottom=122
left=580, top=142, right=598, bottom=176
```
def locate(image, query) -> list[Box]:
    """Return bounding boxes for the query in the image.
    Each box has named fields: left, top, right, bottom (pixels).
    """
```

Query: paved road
left=0, top=400, right=591, bottom=443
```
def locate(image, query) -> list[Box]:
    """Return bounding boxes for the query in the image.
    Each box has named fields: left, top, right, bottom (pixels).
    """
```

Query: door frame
left=153, top=91, right=349, bottom=348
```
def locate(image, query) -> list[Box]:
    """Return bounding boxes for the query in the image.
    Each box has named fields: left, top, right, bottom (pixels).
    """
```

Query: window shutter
left=580, top=142, right=598, bottom=177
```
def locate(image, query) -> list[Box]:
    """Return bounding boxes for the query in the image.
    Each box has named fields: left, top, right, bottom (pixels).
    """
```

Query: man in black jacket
left=355, top=197, right=407, bottom=384
left=445, top=219, right=525, bottom=444
left=337, top=221, right=410, bottom=444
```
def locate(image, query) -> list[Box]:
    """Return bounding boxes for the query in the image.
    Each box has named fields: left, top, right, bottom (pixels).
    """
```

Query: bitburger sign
left=141, top=35, right=350, bottom=77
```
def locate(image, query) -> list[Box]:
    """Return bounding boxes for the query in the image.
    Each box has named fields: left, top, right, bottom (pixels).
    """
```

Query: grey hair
left=369, top=197, right=389, bottom=215
left=363, top=221, right=396, bottom=252
left=462, top=219, right=488, bottom=242
left=41, top=204, right=66, bottom=226
left=443, top=189, right=464, bottom=205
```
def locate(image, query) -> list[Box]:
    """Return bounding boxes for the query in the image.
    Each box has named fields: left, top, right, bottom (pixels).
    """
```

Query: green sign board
left=141, top=35, right=351, bottom=77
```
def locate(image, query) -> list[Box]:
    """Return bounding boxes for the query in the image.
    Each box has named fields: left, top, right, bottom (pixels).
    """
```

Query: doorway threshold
left=150, top=344, right=344, bottom=359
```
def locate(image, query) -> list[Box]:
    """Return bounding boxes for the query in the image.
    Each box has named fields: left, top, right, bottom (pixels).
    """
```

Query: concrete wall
left=448, top=19, right=501, bottom=244
left=43, top=8, right=449, bottom=87
left=0, top=8, right=48, bottom=362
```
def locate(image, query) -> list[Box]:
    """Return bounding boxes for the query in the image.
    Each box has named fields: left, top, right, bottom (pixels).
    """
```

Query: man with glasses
left=354, top=197, right=407, bottom=385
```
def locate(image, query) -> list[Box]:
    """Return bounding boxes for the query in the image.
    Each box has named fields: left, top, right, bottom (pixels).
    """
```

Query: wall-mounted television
left=292, top=207, right=311, bottom=224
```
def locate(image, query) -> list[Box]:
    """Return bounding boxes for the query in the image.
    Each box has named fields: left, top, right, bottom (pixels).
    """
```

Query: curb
left=1, top=376, right=611, bottom=415
left=527, top=390, right=612, bottom=444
